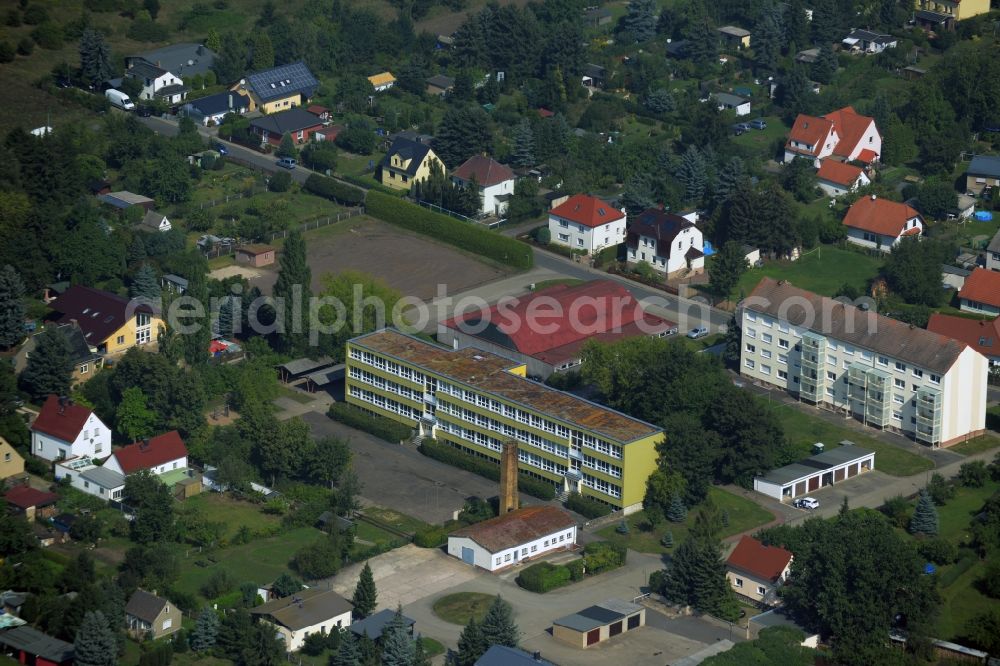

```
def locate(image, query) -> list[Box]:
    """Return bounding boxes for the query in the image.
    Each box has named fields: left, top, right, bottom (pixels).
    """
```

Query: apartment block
left=344, top=329, right=663, bottom=510
left=740, top=278, right=987, bottom=447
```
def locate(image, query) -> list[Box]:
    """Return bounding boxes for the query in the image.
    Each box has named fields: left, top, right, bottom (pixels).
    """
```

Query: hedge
left=339, top=173, right=405, bottom=196
left=583, top=541, right=627, bottom=574
left=327, top=402, right=412, bottom=443
left=413, top=526, right=448, bottom=548
left=304, top=174, right=365, bottom=206
left=564, top=492, right=612, bottom=519
left=418, top=438, right=556, bottom=501
left=365, top=190, right=533, bottom=269
left=516, top=561, right=572, bottom=593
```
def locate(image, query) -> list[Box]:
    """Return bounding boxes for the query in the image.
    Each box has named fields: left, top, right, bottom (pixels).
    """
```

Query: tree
left=667, top=494, right=688, bottom=523
left=722, top=313, right=741, bottom=368
left=909, top=490, right=938, bottom=536
left=0, top=511, right=34, bottom=556
left=782, top=157, right=818, bottom=203
left=619, top=172, right=656, bottom=216
left=616, top=0, right=656, bottom=43
left=130, top=262, right=160, bottom=300
left=915, top=180, right=958, bottom=220
left=78, top=28, right=114, bottom=89
left=276, top=132, right=297, bottom=159
left=350, top=561, right=378, bottom=619
left=190, top=607, right=220, bottom=651
left=270, top=573, right=302, bottom=599
left=480, top=596, right=517, bottom=648
left=926, top=473, right=955, bottom=505
left=240, top=621, right=284, bottom=666
left=958, top=460, right=988, bottom=487
left=812, top=44, right=838, bottom=84
left=778, top=66, right=813, bottom=120
left=75, top=611, right=117, bottom=666
left=882, top=236, right=951, bottom=306
left=115, top=386, right=156, bottom=441
left=715, top=157, right=747, bottom=204
left=124, top=470, right=175, bottom=543
left=306, top=436, right=352, bottom=489
left=205, top=28, right=221, bottom=52
left=964, top=609, right=1000, bottom=655
left=272, top=227, right=311, bottom=354
left=702, top=626, right=815, bottom=665
left=380, top=606, right=415, bottom=666
left=249, top=30, right=273, bottom=71
left=20, top=327, right=73, bottom=400
left=676, top=145, right=707, bottom=204
left=454, top=617, right=486, bottom=666
left=752, top=7, right=783, bottom=74
left=330, top=631, right=360, bottom=666
left=143, top=0, right=160, bottom=19
left=434, top=106, right=493, bottom=167
left=509, top=119, right=535, bottom=168
left=709, top=241, right=748, bottom=300
left=0, top=264, right=25, bottom=349
left=257, top=416, right=311, bottom=485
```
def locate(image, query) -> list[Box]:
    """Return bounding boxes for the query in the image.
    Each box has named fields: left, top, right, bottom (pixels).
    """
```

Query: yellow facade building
left=47, top=285, right=163, bottom=356
left=379, top=137, right=445, bottom=191
left=0, top=436, right=25, bottom=479
left=230, top=61, right=319, bottom=114
left=915, top=0, right=991, bottom=25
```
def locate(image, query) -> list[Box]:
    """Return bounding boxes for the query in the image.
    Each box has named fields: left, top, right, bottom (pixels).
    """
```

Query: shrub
left=516, top=562, right=571, bottom=593
left=365, top=191, right=533, bottom=270
left=418, top=438, right=555, bottom=500
left=269, top=170, right=292, bottom=192
left=413, top=526, right=447, bottom=547
left=303, top=173, right=364, bottom=206
left=200, top=569, right=236, bottom=599
left=301, top=142, right=338, bottom=172
left=564, top=492, right=612, bottom=519
left=30, top=22, right=63, bottom=49
left=127, top=18, right=170, bottom=42
left=978, top=558, right=1000, bottom=599
left=17, top=37, right=34, bottom=56
left=327, top=402, right=411, bottom=443
left=22, top=4, right=48, bottom=24
left=881, top=494, right=912, bottom=529
left=918, top=537, right=957, bottom=566
left=583, top=541, right=627, bottom=574
left=138, top=641, right=173, bottom=666
left=959, top=461, right=988, bottom=488
left=566, top=558, right=585, bottom=581
left=927, top=472, right=955, bottom=505
left=0, top=41, right=14, bottom=63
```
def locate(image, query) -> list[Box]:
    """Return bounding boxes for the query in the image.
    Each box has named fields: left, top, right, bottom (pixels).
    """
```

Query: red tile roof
left=856, top=148, right=878, bottom=163
left=786, top=114, right=834, bottom=156
left=550, top=194, right=624, bottom=228
left=842, top=196, right=922, bottom=237
left=959, top=268, right=1000, bottom=309
left=30, top=395, right=94, bottom=443
left=450, top=506, right=576, bottom=553
left=452, top=156, right=515, bottom=187
left=927, top=313, right=1000, bottom=359
left=111, top=431, right=187, bottom=474
left=726, top=535, right=793, bottom=582
left=817, top=159, right=864, bottom=187
left=537, top=108, right=554, bottom=118
left=824, top=106, right=876, bottom=159
left=4, top=485, right=59, bottom=510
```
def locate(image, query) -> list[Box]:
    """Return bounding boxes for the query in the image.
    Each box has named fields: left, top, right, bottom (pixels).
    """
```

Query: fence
left=194, top=186, right=268, bottom=210
left=201, top=207, right=366, bottom=259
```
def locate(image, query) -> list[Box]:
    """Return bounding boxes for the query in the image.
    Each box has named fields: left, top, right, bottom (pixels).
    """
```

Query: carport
left=276, top=356, right=335, bottom=383
left=753, top=442, right=875, bottom=502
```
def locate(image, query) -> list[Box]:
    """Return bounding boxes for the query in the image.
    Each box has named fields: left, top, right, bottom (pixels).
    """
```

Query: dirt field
left=415, top=0, right=531, bottom=37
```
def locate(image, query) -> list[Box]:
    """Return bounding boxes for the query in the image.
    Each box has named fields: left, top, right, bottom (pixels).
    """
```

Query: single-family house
left=718, top=26, right=751, bottom=49
left=928, top=314, right=1000, bottom=367
left=713, top=92, right=751, bottom=116
left=349, top=609, right=415, bottom=642
left=98, top=191, right=155, bottom=211
left=958, top=268, right=1000, bottom=315
left=915, top=0, right=991, bottom=28
left=0, top=437, right=24, bottom=480
left=626, top=208, right=705, bottom=277
left=0, top=624, right=74, bottom=666
left=726, top=536, right=793, bottom=607
left=785, top=106, right=880, bottom=165
left=816, top=159, right=871, bottom=197
left=965, top=155, right=1000, bottom=195
left=232, top=61, right=319, bottom=114
left=18, top=322, right=103, bottom=384
left=447, top=506, right=577, bottom=572
left=30, top=395, right=112, bottom=463
left=581, top=64, right=607, bottom=88
left=47, top=285, right=162, bottom=355
left=161, top=274, right=188, bottom=294
left=547, top=193, right=626, bottom=254
left=842, top=29, right=897, bottom=53
left=795, top=47, right=820, bottom=63
left=251, top=588, right=353, bottom=652
left=451, top=156, right=516, bottom=217
left=182, top=91, right=249, bottom=126
left=126, top=43, right=216, bottom=78
left=249, top=108, right=325, bottom=147
left=103, top=431, right=188, bottom=477
left=425, top=75, right=455, bottom=96
left=842, top=195, right=923, bottom=251
left=379, top=137, right=444, bottom=191
left=236, top=244, right=276, bottom=267
left=124, top=61, right=188, bottom=104
left=306, top=105, right=330, bottom=122
left=3, top=486, right=59, bottom=521
left=139, top=210, right=171, bottom=233
left=126, top=590, right=182, bottom=640
left=367, top=72, right=396, bottom=92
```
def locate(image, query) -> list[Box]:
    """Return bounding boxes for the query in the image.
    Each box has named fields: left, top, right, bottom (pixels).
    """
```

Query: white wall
left=959, top=298, right=1000, bottom=316
left=549, top=215, right=626, bottom=254
left=843, top=120, right=882, bottom=161
left=102, top=454, right=188, bottom=477
left=448, top=525, right=578, bottom=572
left=54, top=462, right=124, bottom=501
left=627, top=224, right=704, bottom=274
left=482, top=180, right=514, bottom=216
left=32, top=413, right=112, bottom=462
left=784, top=128, right=837, bottom=164
left=844, top=219, right=921, bottom=252
left=269, top=610, right=352, bottom=652
left=753, top=478, right=784, bottom=500
left=818, top=171, right=870, bottom=198
left=940, top=346, right=988, bottom=445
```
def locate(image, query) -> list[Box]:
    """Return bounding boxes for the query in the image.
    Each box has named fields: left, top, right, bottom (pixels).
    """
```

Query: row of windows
left=437, top=420, right=567, bottom=476
left=348, top=386, right=421, bottom=421
left=349, top=367, right=422, bottom=403
left=583, top=454, right=622, bottom=479
left=437, top=400, right=570, bottom=458
left=583, top=473, right=621, bottom=499
left=349, top=348, right=425, bottom=384
left=493, top=531, right=574, bottom=565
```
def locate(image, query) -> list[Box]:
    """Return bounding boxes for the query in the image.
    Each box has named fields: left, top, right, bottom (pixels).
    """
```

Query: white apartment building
left=740, top=278, right=988, bottom=447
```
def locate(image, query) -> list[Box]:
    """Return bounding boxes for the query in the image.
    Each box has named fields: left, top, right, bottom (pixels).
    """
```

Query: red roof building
left=30, top=395, right=112, bottom=463
left=785, top=106, right=880, bottom=164
left=439, top=280, right=677, bottom=377
left=726, top=536, right=793, bottom=605
left=30, top=395, right=95, bottom=444
left=927, top=313, right=1000, bottom=364
left=4, top=485, right=59, bottom=511
left=958, top=268, right=1000, bottom=313
left=785, top=114, right=836, bottom=159
left=452, top=156, right=515, bottom=188
left=842, top=195, right=923, bottom=250
left=824, top=106, right=878, bottom=160
left=103, top=431, right=188, bottom=476
left=817, top=159, right=863, bottom=186
left=447, top=506, right=577, bottom=571
left=550, top=194, right=625, bottom=229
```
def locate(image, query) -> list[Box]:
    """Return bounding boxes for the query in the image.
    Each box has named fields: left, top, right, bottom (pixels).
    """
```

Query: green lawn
left=595, top=487, right=774, bottom=554
left=737, top=245, right=883, bottom=298
left=731, top=115, right=786, bottom=158
left=432, top=592, right=496, bottom=625
left=361, top=506, right=433, bottom=535
left=949, top=434, right=1000, bottom=457
left=180, top=493, right=282, bottom=540
left=772, top=404, right=933, bottom=477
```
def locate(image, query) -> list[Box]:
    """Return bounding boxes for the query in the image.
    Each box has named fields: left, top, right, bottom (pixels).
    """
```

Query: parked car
left=687, top=327, right=709, bottom=339
left=276, top=157, right=297, bottom=169
left=105, top=89, right=135, bottom=111
left=750, top=119, right=767, bottom=130
left=731, top=123, right=749, bottom=136
left=794, top=497, right=820, bottom=509
left=213, top=142, right=229, bottom=156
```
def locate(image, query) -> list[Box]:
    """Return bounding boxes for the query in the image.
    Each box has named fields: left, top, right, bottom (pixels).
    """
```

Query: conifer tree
left=480, top=595, right=518, bottom=648
left=662, top=530, right=675, bottom=548
left=75, top=611, right=117, bottom=666
left=250, top=30, right=274, bottom=71
left=330, top=631, right=360, bottom=666
left=909, top=489, right=939, bottom=536
left=356, top=631, right=378, bottom=666
left=380, top=606, right=414, bottom=666
left=616, top=0, right=657, bottom=43
left=455, top=617, right=486, bottom=666
left=676, top=145, right=707, bottom=204
left=277, top=132, right=298, bottom=158
left=351, top=561, right=378, bottom=619
left=412, top=634, right=429, bottom=666
left=812, top=43, right=838, bottom=84
left=130, top=263, right=161, bottom=301
left=205, top=28, right=222, bottom=53
left=667, top=494, right=688, bottom=523
left=657, top=528, right=740, bottom=620
left=510, top=119, right=535, bottom=168
left=79, top=28, right=115, bottom=89
left=272, top=227, right=311, bottom=354
left=180, top=265, right=211, bottom=367
left=190, top=607, right=220, bottom=651
left=20, top=327, right=73, bottom=400
left=0, top=264, right=25, bottom=349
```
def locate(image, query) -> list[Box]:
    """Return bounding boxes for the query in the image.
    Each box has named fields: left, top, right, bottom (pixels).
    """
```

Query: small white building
left=713, top=92, right=751, bottom=116
left=754, top=443, right=875, bottom=502
left=725, top=535, right=793, bottom=607
left=125, top=61, right=187, bottom=104
left=250, top=588, right=353, bottom=652
left=547, top=194, right=626, bottom=254
left=30, top=395, right=112, bottom=463
left=842, top=195, right=923, bottom=251
left=816, top=159, right=870, bottom=197
left=447, top=506, right=577, bottom=572
left=54, top=458, right=126, bottom=502
left=450, top=155, right=516, bottom=217
left=625, top=208, right=704, bottom=277
left=102, top=431, right=188, bottom=477
left=139, top=210, right=172, bottom=233
left=958, top=268, right=1000, bottom=316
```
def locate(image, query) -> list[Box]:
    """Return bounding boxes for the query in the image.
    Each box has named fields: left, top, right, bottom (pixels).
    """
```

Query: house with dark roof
left=126, top=590, right=182, bottom=640
left=3, top=485, right=59, bottom=521
left=740, top=277, right=989, bottom=447
left=182, top=91, right=250, bottom=126
left=251, top=588, right=353, bottom=652
left=249, top=108, right=325, bottom=147
left=139, top=210, right=172, bottom=233
left=447, top=506, right=576, bottom=571
left=754, top=443, right=875, bottom=504
left=927, top=314, right=1000, bottom=368
left=451, top=156, right=516, bottom=216
left=626, top=208, right=704, bottom=277
left=965, top=155, right=1000, bottom=195
left=583, top=6, right=613, bottom=27
left=842, top=28, right=897, bottom=53
left=581, top=64, right=607, bottom=88
left=718, top=25, right=751, bottom=48
left=126, top=43, right=216, bottom=78
left=816, top=159, right=870, bottom=197
left=30, top=395, right=112, bottom=463
left=124, top=60, right=188, bottom=104
left=958, top=268, right=1000, bottom=315
left=725, top=536, right=793, bottom=606
left=842, top=195, right=923, bottom=251
left=784, top=106, right=880, bottom=166
left=547, top=194, right=626, bottom=254
left=438, top=280, right=676, bottom=377
left=231, top=62, right=319, bottom=114
left=17, top=322, right=103, bottom=385
left=349, top=609, right=415, bottom=642
left=476, top=645, right=554, bottom=666
left=425, top=74, right=455, bottom=95
left=98, top=191, right=155, bottom=211
left=46, top=285, right=162, bottom=355
left=379, top=137, right=444, bottom=191
left=712, top=92, right=751, bottom=116
left=0, top=623, right=74, bottom=666
left=102, top=431, right=188, bottom=477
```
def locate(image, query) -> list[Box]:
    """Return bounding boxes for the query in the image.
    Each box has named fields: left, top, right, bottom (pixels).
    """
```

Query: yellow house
left=230, top=61, right=319, bottom=114
left=47, top=285, right=163, bottom=356
left=915, top=0, right=991, bottom=24
left=718, top=26, right=751, bottom=49
left=379, top=137, right=445, bottom=191
left=0, top=436, right=25, bottom=479
left=368, top=72, right=396, bottom=92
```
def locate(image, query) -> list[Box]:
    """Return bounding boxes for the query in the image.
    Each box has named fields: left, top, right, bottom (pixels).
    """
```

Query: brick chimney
left=499, top=440, right=519, bottom=515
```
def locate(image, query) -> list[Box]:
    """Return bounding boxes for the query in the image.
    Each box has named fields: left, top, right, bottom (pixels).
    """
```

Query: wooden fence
left=201, top=207, right=366, bottom=259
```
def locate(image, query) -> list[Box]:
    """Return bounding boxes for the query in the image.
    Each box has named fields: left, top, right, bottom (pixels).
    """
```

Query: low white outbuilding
left=447, top=506, right=577, bottom=572
left=753, top=443, right=874, bottom=502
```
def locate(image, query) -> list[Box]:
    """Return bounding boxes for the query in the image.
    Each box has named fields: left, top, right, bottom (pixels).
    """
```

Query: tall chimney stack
left=499, top=440, right=519, bottom=515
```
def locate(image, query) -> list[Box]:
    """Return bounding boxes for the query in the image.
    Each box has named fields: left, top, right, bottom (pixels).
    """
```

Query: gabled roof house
left=547, top=194, right=626, bottom=254
left=928, top=314, right=1000, bottom=367
left=816, top=159, right=870, bottom=197
left=232, top=61, right=318, bottom=114
left=626, top=208, right=704, bottom=277
left=379, top=137, right=444, bottom=191
left=30, top=395, right=112, bottom=463
left=726, top=535, right=793, bottom=606
left=842, top=195, right=923, bottom=251
left=126, top=590, right=182, bottom=640
left=447, top=506, right=577, bottom=572
left=103, top=431, right=188, bottom=477
left=451, top=156, right=516, bottom=217
left=785, top=106, right=880, bottom=166
left=47, top=285, right=162, bottom=355
left=958, top=268, right=1000, bottom=316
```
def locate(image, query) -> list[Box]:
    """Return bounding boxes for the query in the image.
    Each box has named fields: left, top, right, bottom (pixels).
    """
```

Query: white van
left=105, top=89, right=135, bottom=111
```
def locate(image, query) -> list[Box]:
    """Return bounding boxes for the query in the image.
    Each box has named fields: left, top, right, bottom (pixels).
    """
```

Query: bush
left=301, top=142, right=338, bottom=172
left=17, top=37, right=34, bottom=56
left=516, top=561, right=571, bottom=593
left=327, top=402, right=412, bottom=443
left=959, top=461, right=988, bottom=488
left=564, top=492, right=612, bottom=519
left=918, top=537, right=957, bottom=565
left=22, top=4, right=48, bottom=24
left=30, top=22, right=63, bottom=49
left=566, top=558, right=585, bottom=581
left=881, top=495, right=912, bottom=529
left=0, top=41, right=14, bottom=63
left=138, top=642, right=173, bottom=666
left=365, top=191, right=533, bottom=270
left=303, top=174, right=364, bottom=206
left=927, top=473, right=955, bottom=505
left=268, top=170, right=292, bottom=192
left=200, top=570, right=236, bottom=599
left=978, top=558, right=1000, bottom=599
left=583, top=541, right=627, bottom=574
left=413, top=526, right=447, bottom=548
left=127, top=18, right=170, bottom=42
left=418, top=438, right=556, bottom=501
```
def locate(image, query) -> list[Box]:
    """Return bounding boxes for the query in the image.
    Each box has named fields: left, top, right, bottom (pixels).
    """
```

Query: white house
left=713, top=92, right=751, bottom=116
left=139, top=210, right=171, bottom=233
left=250, top=588, right=353, bottom=652
left=447, top=506, right=577, bottom=572
left=450, top=155, right=516, bottom=217
left=726, top=536, right=793, bottom=607
left=54, top=458, right=126, bottom=502
left=816, top=159, right=871, bottom=197
left=785, top=106, right=880, bottom=166
left=102, top=431, right=188, bottom=477
left=30, top=395, right=112, bottom=463
left=625, top=208, right=704, bottom=277
left=547, top=194, right=626, bottom=254
left=958, top=268, right=1000, bottom=316
left=125, top=61, right=187, bottom=104
left=842, top=195, right=923, bottom=251
left=842, top=29, right=897, bottom=54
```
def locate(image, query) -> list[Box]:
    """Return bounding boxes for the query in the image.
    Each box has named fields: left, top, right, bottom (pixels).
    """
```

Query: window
left=757, top=586, right=767, bottom=596
left=505, top=553, right=512, bottom=562
left=558, top=233, right=569, bottom=242
left=544, top=540, right=549, bottom=546
left=827, top=356, right=838, bottom=366
left=778, top=338, right=789, bottom=349
left=117, top=335, right=125, bottom=345
left=912, top=383, right=920, bottom=392
left=894, top=378, right=905, bottom=389
left=895, top=361, right=906, bottom=372
left=495, top=557, right=502, bottom=565
left=893, top=394, right=904, bottom=404
left=826, top=387, right=835, bottom=397
left=162, top=619, right=173, bottom=631
left=522, top=548, right=527, bottom=556
left=777, top=369, right=788, bottom=380
left=761, top=364, right=771, bottom=375
left=778, top=353, right=788, bottom=365
left=745, top=343, right=756, bottom=353
left=577, top=238, right=584, bottom=247
left=912, top=368, right=923, bottom=378
left=761, top=349, right=772, bottom=359
left=734, top=578, right=743, bottom=588
left=761, top=333, right=773, bottom=344
left=531, top=545, right=537, bottom=552
left=827, top=371, right=836, bottom=381
left=745, top=359, right=755, bottom=370
left=746, top=327, right=757, bottom=339
left=559, top=534, right=565, bottom=542
left=745, top=312, right=757, bottom=322
left=778, top=322, right=789, bottom=333
left=80, top=364, right=89, bottom=374
left=892, top=410, right=902, bottom=421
